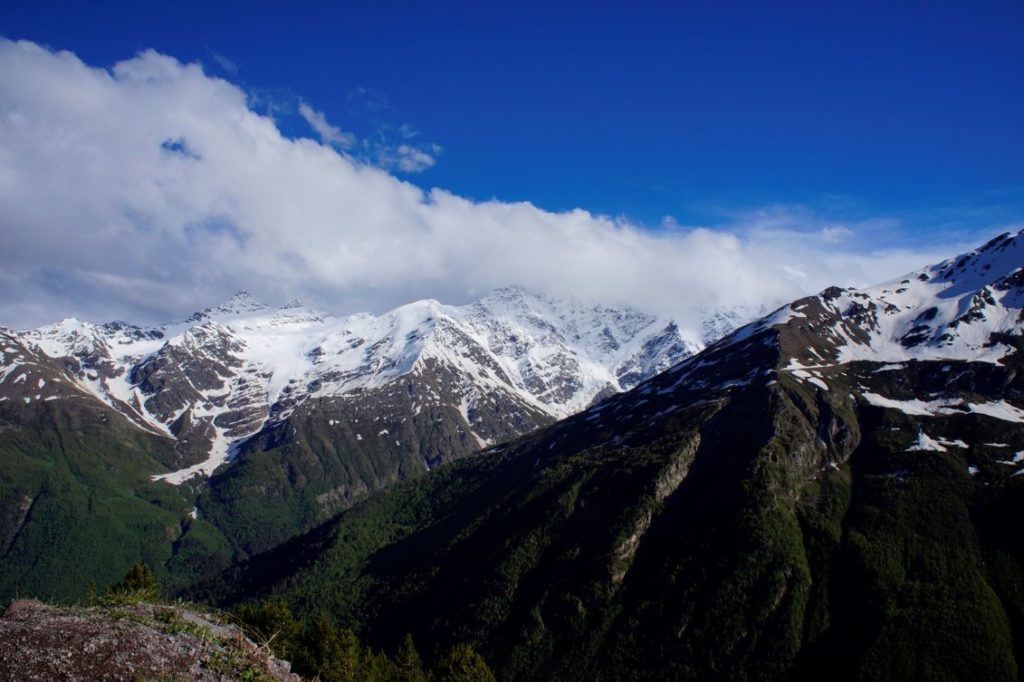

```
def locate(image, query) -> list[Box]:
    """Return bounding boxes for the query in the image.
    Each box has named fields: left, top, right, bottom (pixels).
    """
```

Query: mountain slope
left=0, top=328, right=233, bottom=602
left=197, top=289, right=733, bottom=553
left=198, top=230, right=1024, bottom=681
left=4, top=288, right=748, bottom=555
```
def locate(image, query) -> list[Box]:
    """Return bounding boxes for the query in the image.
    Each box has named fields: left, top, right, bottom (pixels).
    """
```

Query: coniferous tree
left=393, top=633, right=427, bottom=682
left=334, top=626, right=362, bottom=682
left=360, top=643, right=396, bottom=682
left=107, top=562, right=158, bottom=601
left=303, top=616, right=362, bottom=682
left=235, top=599, right=301, bottom=661
left=433, top=643, right=496, bottom=682
left=306, top=615, right=340, bottom=681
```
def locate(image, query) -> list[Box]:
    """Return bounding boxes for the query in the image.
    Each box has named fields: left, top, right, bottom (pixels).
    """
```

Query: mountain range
left=4, top=230, right=1024, bottom=680
left=6, top=287, right=746, bottom=477
left=0, top=286, right=748, bottom=594
left=194, top=230, right=1024, bottom=680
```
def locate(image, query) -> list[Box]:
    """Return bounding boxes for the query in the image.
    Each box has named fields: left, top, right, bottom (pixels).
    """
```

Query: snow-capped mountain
left=611, top=229, right=1024, bottom=422
left=203, top=231, right=1024, bottom=681
left=5, top=229, right=1024, bottom=624
left=719, top=228, right=1024, bottom=374
left=1, top=287, right=749, bottom=485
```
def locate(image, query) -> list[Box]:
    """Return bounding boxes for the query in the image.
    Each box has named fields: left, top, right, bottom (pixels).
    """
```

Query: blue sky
left=0, top=2, right=1022, bottom=326
left=4, top=1, right=1021, bottom=229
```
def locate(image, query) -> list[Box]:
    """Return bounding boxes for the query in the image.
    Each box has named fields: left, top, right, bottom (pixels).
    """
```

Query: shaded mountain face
left=1, top=288, right=748, bottom=565
left=202, top=231, right=1024, bottom=681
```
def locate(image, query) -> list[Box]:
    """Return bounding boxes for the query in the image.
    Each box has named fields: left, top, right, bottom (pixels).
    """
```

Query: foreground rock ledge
left=0, top=599, right=301, bottom=681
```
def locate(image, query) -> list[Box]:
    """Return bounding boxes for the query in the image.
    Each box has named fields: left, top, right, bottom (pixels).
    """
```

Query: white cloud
left=299, top=100, right=437, bottom=172
left=820, top=224, right=854, bottom=242
left=366, top=124, right=441, bottom=174
left=394, top=143, right=437, bottom=172
left=207, top=49, right=239, bottom=76
left=0, top=39, right=993, bottom=331
left=298, top=100, right=355, bottom=149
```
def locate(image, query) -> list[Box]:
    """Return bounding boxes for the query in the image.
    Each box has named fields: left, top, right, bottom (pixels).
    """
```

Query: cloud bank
left=0, top=39, right=986, bottom=330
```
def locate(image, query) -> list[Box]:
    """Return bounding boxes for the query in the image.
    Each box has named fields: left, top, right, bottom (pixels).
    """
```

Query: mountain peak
left=470, top=286, right=556, bottom=318
left=273, top=299, right=327, bottom=323
left=186, top=291, right=270, bottom=322
left=216, top=291, right=268, bottom=313
left=490, top=284, right=531, bottom=296
left=919, top=228, right=1024, bottom=294
left=478, top=285, right=542, bottom=304
left=722, top=228, right=1024, bottom=370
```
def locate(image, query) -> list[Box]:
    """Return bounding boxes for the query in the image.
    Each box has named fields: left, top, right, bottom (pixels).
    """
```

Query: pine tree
left=235, top=599, right=301, bottom=661
left=303, top=616, right=361, bottom=682
left=393, top=633, right=427, bottom=682
left=360, top=644, right=396, bottom=682
left=433, top=643, right=496, bottom=682
left=334, top=627, right=361, bottom=682
left=107, top=562, right=158, bottom=601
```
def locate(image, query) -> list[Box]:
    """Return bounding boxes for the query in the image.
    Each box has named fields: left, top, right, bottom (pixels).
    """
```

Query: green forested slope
left=197, top=346, right=1024, bottom=681
left=0, top=397, right=233, bottom=601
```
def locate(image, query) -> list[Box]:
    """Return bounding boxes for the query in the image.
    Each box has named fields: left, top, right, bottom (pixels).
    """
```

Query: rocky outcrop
left=0, top=599, right=301, bottom=681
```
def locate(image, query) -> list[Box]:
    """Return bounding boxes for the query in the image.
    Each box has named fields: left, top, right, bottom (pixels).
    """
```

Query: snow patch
left=862, top=392, right=1024, bottom=423
left=905, top=431, right=947, bottom=452
left=807, top=376, right=829, bottom=391
left=966, top=401, right=1024, bottom=423
left=873, top=363, right=906, bottom=373
left=862, top=392, right=960, bottom=416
